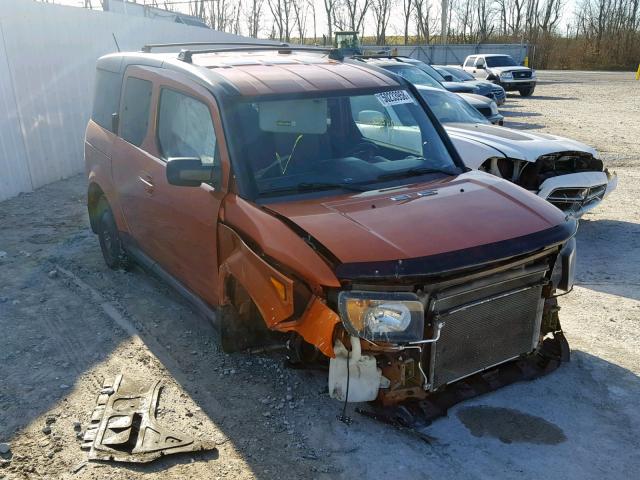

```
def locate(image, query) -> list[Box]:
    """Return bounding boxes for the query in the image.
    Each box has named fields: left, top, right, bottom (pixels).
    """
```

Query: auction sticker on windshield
left=375, top=90, right=415, bottom=107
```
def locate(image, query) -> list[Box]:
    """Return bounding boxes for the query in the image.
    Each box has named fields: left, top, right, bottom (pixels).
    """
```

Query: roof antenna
left=112, top=33, right=121, bottom=53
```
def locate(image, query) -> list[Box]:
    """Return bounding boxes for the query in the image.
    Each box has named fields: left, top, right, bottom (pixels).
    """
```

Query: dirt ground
left=1, top=70, right=639, bottom=479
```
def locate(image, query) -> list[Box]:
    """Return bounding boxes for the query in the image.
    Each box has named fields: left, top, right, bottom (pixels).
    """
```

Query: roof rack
left=141, top=41, right=288, bottom=53
left=175, top=45, right=344, bottom=63
left=351, top=54, right=406, bottom=60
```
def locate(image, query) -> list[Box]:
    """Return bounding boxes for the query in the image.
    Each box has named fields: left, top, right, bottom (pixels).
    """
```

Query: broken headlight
left=551, top=237, right=576, bottom=292
left=337, top=291, right=424, bottom=343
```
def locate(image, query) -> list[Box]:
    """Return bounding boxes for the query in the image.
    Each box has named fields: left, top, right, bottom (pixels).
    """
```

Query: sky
left=48, top=0, right=579, bottom=40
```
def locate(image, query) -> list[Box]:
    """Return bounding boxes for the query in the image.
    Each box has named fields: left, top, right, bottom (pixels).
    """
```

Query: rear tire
left=519, top=87, right=535, bottom=97
left=96, top=197, right=131, bottom=270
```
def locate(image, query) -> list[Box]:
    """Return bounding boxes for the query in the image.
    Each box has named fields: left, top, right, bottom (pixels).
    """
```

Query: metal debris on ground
left=81, top=375, right=216, bottom=463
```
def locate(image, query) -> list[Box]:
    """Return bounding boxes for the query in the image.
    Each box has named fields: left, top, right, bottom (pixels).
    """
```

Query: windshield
left=384, top=65, right=445, bottom=90
left=440, top=67, right=475, bottom=81
left=418, top=88, right=489, bottom=125
left=230, top=90, right=459, bottom=198
left=485, top=55, right=518, bottom=68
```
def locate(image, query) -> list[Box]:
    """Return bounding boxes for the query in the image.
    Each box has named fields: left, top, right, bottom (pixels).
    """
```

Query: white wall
left=0, top=0, right=251, bottom=202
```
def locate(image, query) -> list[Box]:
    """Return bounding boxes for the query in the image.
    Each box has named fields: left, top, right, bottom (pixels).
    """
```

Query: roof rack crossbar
left=176, top=46, right=344, bottom=63
left=141, top=41, right=289, bottom=53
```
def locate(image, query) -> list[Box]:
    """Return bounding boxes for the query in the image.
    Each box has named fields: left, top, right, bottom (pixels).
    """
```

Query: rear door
left=111, top=68, right=161, bottom=260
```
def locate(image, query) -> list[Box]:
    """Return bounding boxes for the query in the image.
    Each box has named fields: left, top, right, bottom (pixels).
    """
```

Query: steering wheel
left=344, top=140, right=381, bottom=161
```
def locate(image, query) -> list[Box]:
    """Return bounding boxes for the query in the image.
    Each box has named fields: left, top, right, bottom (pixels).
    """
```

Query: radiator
left=429, top=283, right=544, bottom=390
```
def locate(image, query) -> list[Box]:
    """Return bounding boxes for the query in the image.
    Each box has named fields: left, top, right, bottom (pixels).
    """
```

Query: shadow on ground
left=1, top=175, right=640, bottom=479
left=575, top=217, right=640, bottom=301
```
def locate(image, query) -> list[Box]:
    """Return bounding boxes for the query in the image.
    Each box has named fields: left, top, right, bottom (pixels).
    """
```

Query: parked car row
left=84, top=44, right=613, bottom=427
left=351, top=53, right=616, bottom=218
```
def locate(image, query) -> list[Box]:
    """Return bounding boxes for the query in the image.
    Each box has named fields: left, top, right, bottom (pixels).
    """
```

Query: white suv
left=462, top=54, right=536, bottom=97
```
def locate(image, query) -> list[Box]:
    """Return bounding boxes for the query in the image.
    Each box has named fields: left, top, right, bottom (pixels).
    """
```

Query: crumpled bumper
left=537, top=170, right=618, bottom=217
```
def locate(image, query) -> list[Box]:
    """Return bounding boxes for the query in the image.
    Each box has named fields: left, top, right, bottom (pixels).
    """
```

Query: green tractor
left=334, top=31, right=362, bottom=56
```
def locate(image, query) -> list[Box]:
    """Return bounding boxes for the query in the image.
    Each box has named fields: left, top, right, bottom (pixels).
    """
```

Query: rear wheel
left=519, top=86, right=535, bottom=97
left=96, top=197, right=131, bottom=270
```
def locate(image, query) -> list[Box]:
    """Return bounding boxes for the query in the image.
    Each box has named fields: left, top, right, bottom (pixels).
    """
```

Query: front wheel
left=519, top=86, right=535, bottom=97
left=96, top=197, right=131, bottom=270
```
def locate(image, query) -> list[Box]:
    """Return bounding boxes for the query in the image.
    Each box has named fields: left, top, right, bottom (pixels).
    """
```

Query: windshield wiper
left=375, top=166, right=459, bottom=181
left=260, top=181, right=369, bottom=197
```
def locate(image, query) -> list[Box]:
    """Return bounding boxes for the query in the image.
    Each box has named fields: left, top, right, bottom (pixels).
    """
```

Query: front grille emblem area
left=391, top=190, right=439, bottom=201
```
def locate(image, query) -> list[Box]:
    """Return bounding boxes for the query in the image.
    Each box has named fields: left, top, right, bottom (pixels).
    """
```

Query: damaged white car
left=417, top=86, right=618, bottom=216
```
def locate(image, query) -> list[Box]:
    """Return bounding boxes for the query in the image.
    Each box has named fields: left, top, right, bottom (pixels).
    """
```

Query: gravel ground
left=1, top=70, right=639, bottom=479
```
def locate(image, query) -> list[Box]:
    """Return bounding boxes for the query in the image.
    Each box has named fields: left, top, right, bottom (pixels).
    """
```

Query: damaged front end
left=325, top=228, right=576, bottom=426
left=484, top=151, right=617, bottom=217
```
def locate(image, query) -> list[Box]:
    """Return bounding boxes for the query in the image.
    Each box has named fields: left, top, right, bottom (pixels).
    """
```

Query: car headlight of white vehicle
left=500, top=71, right=513, bottom=79
left=338, top=291, right=424, bottom=343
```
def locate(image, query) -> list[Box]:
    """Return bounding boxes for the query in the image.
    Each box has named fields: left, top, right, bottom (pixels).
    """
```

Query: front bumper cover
left=537, top=170, right=618, bottom=217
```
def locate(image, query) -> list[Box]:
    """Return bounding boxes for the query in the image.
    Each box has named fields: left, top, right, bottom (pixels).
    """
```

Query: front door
left=113, top=66, right=230, bottom=306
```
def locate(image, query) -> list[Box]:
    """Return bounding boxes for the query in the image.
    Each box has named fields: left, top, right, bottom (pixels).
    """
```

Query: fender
left=218, top=224, right=294, bottom=326
left=218, top=224, right=340, bottom=358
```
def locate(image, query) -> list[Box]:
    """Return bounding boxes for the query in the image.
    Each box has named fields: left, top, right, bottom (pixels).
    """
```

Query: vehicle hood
left=457, top=93, right=492, bottom=107
left=264, top=170, right=567, bottom=265
left=442, top=81, right=477, bottom=93
left=445, top=123, right=597, bottom=162
left=463, top=81, right=493, bottom=93
left=487, top=65, right=532, bottom=74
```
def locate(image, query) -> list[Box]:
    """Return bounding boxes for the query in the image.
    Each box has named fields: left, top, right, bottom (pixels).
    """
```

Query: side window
left=91, top=68, right=122, bottom=132
left=475, top=57, right=485, bottom=67
left=464, top=56, right=475, bottom=67
left=120, top=77, right=152, bottom=147
left=157, top=89, right=217, bottom=165
left=349, top=93, right=422, bottom=155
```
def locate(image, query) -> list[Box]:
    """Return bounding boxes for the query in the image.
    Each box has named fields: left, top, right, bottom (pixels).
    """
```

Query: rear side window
left=120, top=77, right=152, bottom=147
left=91, top=69, right=122, bottom=132
left=157, top=89, right=217, bottom=164
left=464, top=56, right=476, bottom=67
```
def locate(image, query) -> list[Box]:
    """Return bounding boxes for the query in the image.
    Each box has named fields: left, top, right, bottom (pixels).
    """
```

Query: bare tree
left=340, top=0, right=371, bottom=32
left=267, top=0, right=294, bottom=41
left=402, top=0, right=415, bottom=44
left=414, top=0, right=435, bottom=42
left=245, top=0, right=265, bottom=38
left=324, top=0, right=339, bottom=42
left=371, top=0, right=393, bottom=44
left=292, top=0, right=310, bottom=42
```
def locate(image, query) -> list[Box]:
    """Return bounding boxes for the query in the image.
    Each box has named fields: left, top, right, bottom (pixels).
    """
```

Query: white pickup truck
left=462, top=54, right=536, bottom=97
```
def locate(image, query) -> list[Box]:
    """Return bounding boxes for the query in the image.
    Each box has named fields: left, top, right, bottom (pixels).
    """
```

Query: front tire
left=519, top=86, right=535, bottom=97
left=96, top=197, right=131, bottom=270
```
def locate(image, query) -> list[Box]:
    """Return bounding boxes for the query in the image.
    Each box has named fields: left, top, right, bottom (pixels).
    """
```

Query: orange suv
left=85, top=43, right=576, bottom=419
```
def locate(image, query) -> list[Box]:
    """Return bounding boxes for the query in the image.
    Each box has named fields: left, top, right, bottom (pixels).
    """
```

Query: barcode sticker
left=375, top=90, right=415, bottom=107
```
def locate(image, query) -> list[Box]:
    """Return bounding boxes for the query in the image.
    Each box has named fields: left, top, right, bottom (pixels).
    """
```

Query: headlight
left=500, top=71, right=513, bottom=79
left=551, top=237, right=576, bottom=292
left=338, top=291, right=424, bottom=343
left=490, top=101, right=499, bottom=115
left=531, top=70, right=537, bottom=78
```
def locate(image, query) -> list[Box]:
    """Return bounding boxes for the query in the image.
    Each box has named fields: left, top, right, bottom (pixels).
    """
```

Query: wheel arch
left=87, top=182, right=105, bottom=233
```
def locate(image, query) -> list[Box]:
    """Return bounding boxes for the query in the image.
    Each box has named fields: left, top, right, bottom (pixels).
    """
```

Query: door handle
left=139, top=175, right=154, bottom=194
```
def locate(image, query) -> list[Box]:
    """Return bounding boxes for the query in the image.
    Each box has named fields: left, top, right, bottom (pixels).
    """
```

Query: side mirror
left=358, top=110, right=387, bottom=126
left=166, top=157, right=220, bottom=188
left=475, top=63, right=485, bottom=70
left=111, top=113, right=119, bottom=133
left=443, top=74, right=454, bottom=81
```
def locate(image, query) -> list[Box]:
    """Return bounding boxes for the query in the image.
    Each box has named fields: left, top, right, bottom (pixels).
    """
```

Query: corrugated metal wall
left=363, top=44, right=529, bottom=66
left=0, top=0, right=249, bottom=202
